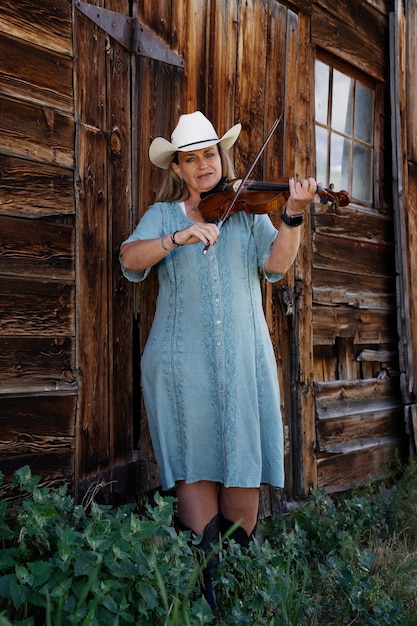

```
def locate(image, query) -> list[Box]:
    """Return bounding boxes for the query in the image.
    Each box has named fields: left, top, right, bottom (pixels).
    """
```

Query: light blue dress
left=120, top=202, right=285, bottom=491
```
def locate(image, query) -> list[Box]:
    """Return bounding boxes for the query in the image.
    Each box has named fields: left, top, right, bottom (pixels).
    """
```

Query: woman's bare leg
left=176, top=480, right=219, bottom=534
left=219, top=486, right=259, bottom=535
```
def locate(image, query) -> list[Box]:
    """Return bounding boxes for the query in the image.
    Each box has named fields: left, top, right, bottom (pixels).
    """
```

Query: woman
left=120, top=111, right=317, bottom=608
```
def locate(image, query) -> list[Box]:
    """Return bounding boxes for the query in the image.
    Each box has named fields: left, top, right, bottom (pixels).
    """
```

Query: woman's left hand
left=286, top=177, right=317, bottom=215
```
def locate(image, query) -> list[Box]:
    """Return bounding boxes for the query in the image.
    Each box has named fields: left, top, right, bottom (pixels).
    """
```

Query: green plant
left=2, top=460, right=417, bottom=625
left=0, top=467, right=212, bottom=625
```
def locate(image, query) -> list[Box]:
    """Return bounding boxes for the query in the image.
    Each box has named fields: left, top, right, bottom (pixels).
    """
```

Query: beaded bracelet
left=171, top=231, right=184, bottom=247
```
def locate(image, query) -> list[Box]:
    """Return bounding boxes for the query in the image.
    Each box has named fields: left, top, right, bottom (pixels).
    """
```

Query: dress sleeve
left=119, top=203, right=165, bottom=283
left=252, top=214, right=285, bottom=283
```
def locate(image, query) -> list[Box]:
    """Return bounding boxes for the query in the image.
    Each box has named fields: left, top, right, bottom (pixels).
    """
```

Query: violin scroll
left=316, top=184, right=350, bottom=208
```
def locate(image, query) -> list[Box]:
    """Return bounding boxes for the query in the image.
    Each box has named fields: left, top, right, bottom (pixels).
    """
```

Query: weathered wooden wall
left=304, top=0, right=407, bottom=495
left=1, top=0, right=413, bottom=506
left=0, top=0, right=76, bottom=490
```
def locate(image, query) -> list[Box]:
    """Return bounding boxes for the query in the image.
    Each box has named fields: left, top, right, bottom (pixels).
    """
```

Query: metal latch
left=76, top=0, right=184, bottom=68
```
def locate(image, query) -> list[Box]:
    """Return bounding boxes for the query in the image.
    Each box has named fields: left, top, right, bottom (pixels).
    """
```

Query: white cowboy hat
left=149, top=111, right=241, bottom=169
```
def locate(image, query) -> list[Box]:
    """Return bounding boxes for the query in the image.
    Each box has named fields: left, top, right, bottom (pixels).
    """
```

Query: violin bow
left=202, top=114, right=283, bottom=255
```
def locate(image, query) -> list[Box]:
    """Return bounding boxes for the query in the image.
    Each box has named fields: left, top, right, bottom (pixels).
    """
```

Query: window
left=315, top=59, right=374, bottom=206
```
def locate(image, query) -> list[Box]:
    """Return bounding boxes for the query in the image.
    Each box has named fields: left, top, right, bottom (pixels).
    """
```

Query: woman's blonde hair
left=155, top=146, right=236, bottom=202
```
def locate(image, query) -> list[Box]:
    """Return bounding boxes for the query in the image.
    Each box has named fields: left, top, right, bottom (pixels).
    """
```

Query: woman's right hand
left=121, top=222, right=220, bottom=272
left=172, top=222, right=220, bottom=247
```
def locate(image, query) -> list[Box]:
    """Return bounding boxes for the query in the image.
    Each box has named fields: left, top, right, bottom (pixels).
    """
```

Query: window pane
left=315, top=126, right=328, bottom=185
left=352, top=144, right=372, bottom=202
left=330, top=132, right=350, bottom=191
left=315, top=60, right=329, bottom=125
left=354, top=82, right=373, bottom=143
left=331, top=70, right=353, bottom=135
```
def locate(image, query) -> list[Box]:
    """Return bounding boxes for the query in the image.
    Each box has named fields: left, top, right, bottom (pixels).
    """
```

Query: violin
left=199, top=177, right=350, bottom=223
left=200, top=116, right=350, bottom=254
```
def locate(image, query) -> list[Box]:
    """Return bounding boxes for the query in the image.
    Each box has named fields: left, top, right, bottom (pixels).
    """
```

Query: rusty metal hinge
left=76, top=0, right=184, bottom=68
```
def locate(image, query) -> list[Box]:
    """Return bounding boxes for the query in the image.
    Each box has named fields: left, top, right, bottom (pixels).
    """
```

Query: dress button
left=216, top=320, right=221, bottom=325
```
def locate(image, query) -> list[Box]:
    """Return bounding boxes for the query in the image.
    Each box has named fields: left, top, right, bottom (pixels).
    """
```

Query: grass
left=0, top=456, right=417, bottom=625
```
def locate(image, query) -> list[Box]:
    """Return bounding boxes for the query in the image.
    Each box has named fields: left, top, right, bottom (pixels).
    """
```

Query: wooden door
left=295, top=0, right=407, bottom=498
left=74, top=0, right=133, bottom=490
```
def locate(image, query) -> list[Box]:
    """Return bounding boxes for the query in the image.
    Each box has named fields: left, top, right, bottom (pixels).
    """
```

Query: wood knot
left=110, top=127, right=122, bottom=154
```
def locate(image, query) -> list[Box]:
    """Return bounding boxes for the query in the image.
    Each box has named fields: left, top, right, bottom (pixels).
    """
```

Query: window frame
left=314, top=51, right=386, bottom=214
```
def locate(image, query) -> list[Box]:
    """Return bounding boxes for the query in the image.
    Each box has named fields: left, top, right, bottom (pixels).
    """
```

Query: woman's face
left=171, top=144, right=222, bottom=196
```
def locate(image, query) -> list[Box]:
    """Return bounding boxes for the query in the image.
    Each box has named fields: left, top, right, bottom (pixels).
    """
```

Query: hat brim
left=149, top=123, right=242, bottom=169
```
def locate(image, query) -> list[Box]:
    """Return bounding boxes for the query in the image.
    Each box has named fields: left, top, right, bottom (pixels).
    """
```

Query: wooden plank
left=313, top=287, right=394, bottom=311
left=206, top=0, right=237, bottom=131
left=174, top=0, right=208, bottom=111
left=0, top=155, right=74, bottom=218
left=106, top=0, right=133, bottom=466
left=0, top=215, right=74, bottom=279
left=0, top=0, right=73, bottom=56
left=313, top=233, right=395, bottom=278
left=265, top=1, right=288, bottom=181
left=313, top=205, right=394, bottom=242
left=0, top=95, right=74, bottom=168
left=315, top=0, right=388, bottom=47
left=317, top=410, right=404, bottom=452
left=0, top=337, right=76, bottom=391
left=313, top=304, right=398, bottom=345
left=0, top=278, right=74, bottom=336
left=290, top=10, right=318, bottom=498
left=0, top=33, right=73, bottom=111
left=74, top=3, right=110, bottom=476
left=75, top=123, right=110, bottom=475
left=1, top=452, right=74, bottom=500
left=0, top=395, right=76, bottom=437
left=317, top=439, right=406, bottom=493
left=312, top=266, right=395, bottom=296
left=315, top=377, right=402, bottom=413
left=405, top=0, right=417, bottom=162
left=234, top=0, right=268, bottom=178
left=311, top=5, right=387, bottom=81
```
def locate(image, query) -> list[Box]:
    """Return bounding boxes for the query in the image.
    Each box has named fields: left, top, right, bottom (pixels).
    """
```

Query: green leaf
left=27, top=560, right=54, bottom=587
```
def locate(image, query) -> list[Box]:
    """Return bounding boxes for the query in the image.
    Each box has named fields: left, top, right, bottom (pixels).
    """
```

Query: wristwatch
left=281, top=206, right=303, bottom=227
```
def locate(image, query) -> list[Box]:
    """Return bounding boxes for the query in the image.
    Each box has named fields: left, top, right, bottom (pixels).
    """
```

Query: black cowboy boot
left=177, top=514, right=221, bottom=610
left=220, top=515, right=257, bottom=548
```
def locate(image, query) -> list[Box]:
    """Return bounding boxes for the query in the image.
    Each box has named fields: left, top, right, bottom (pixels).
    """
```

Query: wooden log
left=317, top=438, right=407, bottom=493
left=312, top=266, right=395, bottom=297
left=0, top=278, right=74, bottom=336
left=317, top=410, right=404, bottom=452
left=0, top=94, right=74, bottom=167
left=0, top=337, right=76, bottom=391
left=0, top=0, right=73, bottom=56
left=313, top=205, right=394, bottom=242
left=313, top=304, right=397, bottom=345
left=0, top=155, right=74, bottom=218
left=0, top=395, right=76, bottom=437
left=315, top=377, right=402, bottom=415
left=313, top=233, right=395, bottom=278
left=0, top=215, right=74, bottom=279
left=0, top=33, right=73, bottom=111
